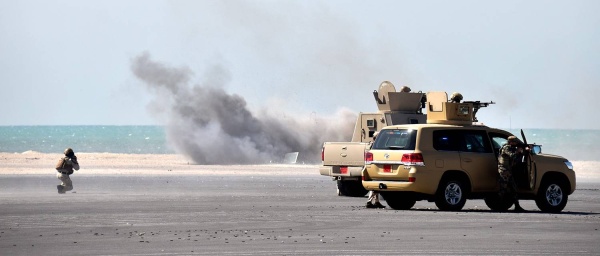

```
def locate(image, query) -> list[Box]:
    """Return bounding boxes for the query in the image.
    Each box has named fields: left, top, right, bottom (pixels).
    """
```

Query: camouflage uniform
left=497, top=141, right=520, bottom=202
left=56, top=148, right=80, bottom=194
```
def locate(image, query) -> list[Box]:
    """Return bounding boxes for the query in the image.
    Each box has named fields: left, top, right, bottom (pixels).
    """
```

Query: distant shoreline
left=1, top=152, right=598, bottom=183
left=0, top=152, right=318, bottom=176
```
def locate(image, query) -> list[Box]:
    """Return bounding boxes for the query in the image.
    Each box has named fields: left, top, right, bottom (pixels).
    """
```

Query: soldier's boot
left=514, top=201, right=525, bottom=212
left=57, top=185, right=65, bottom=194
left=374, top=202, right=386, bottom=208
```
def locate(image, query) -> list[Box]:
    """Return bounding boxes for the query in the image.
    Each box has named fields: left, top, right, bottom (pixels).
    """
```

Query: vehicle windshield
left=372, top=129, right=417, bottom=150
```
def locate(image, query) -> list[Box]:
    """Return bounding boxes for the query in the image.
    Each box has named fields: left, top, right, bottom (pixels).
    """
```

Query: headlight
left=564, top=161, right=573, bottom=170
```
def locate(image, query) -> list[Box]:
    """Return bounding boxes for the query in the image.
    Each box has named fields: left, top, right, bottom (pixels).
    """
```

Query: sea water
left=0, top=126, right=172, bottom=154
left=0, top=126, right=598, bottom=161
left=508, top=129, right=600, bottom=161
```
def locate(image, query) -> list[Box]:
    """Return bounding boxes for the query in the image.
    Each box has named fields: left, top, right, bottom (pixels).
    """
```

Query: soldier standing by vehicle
left=498, top=136, right=526, bottom=212
left=56, top=148, right=80, bottom=194
left=366, top=132, right=385, bottom=209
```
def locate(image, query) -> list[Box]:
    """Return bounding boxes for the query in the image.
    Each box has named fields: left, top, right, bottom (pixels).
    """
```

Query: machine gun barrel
left=462, top=101, right=495, bottom=122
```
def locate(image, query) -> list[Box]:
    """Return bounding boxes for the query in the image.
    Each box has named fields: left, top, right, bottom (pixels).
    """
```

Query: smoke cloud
left=131, top=52, right=356, bottom=164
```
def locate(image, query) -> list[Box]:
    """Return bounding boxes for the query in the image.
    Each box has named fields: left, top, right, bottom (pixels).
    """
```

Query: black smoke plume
left=131, top=52, right=356, bottom=164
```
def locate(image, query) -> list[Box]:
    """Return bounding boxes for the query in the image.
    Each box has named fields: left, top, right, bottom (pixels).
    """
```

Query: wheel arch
left=437, top=170, right=472, bottom=195
left=538, top=171, right=571, bottom=194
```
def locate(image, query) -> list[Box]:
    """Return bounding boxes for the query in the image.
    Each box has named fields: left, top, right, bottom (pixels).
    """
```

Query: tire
left=535, top=180, right=568, bottom=213
left=336, top=180, right=368, bottom=197
left=381, top=192, right=416, bottom=210
left=484, top=194, right=514, bottom=212
left=435, top=178, right=467, bottom=211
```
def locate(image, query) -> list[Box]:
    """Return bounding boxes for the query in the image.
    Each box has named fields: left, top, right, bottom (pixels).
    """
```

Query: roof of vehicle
left=380, top=123, right=516, bottom=140
left=382, top=123, right=490, bottom=130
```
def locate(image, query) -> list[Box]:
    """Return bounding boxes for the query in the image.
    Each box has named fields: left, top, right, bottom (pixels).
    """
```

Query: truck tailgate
left=322, top=142, right=368, bottom=166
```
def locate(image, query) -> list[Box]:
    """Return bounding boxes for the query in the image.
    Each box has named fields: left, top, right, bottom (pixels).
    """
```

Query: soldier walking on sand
left=498, top=136, right=526, bottom=212
left=56, top=148, right=80, bottom=194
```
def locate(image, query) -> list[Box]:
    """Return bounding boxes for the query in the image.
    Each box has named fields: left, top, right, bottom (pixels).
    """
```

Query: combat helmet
left=507, top=136, right=518, bottom=142
left=399, top=86, right=412, bottom=92
left=450, top=92, right=463, bottom=103
left=64, top=148, right=74, bottom=156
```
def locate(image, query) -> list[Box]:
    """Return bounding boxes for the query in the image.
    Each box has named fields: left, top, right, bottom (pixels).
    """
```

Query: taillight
left=340, top=166, right=348, bottom=174
left=321, top=147, right=324, bottom=161
left=365, top=151, right=373, bottom=163
left=401, top=153, right=425, bottom=166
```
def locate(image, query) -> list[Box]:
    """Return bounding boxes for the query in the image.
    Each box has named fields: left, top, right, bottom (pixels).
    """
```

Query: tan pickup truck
left=319, top=81, right=426, bottom=196
left=320, top=142, right=370, bottom=196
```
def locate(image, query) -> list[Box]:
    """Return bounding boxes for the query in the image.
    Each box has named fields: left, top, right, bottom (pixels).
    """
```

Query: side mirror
left=531, top=145, right=542, bottom=154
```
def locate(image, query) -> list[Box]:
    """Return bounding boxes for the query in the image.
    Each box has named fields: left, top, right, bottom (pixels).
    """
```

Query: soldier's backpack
left=55, top=157, right=66, bottom=170
left=55, top=157, right=72, bottom=172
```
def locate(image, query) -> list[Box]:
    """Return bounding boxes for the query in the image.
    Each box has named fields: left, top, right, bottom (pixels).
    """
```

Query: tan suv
left=362, top=94, right=576, bottom=213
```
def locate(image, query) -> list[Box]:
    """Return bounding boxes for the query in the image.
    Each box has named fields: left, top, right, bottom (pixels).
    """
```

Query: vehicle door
left=431, top=129, right=462, bottom=174
left=367, top=129, right=418, bottom=181
left=489, top=132, right=536, bottom=191
left=457, top=130, right=497, bottom=192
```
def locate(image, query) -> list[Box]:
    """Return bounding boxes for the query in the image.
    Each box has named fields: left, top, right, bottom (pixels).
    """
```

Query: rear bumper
left=362, top=180, right=436, bottom=195
left=363, top=180, right=415, bottom=191
left=319, top=166, right=364, bottom=177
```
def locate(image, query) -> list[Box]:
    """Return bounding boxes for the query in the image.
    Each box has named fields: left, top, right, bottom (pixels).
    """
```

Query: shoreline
left=0, top=152, right=318, bottom=176
left=1, top=152, right=598, bottom=182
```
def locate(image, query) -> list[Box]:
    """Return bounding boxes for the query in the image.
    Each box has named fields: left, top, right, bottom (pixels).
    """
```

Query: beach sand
left=0, top=152, right=318, bottom=176
left=0, top=151, right=598, bottom=182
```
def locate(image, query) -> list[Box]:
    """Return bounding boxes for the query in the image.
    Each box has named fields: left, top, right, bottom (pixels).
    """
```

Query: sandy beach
left=1, top=152, right=598, bottom=182
left=0, top=152, right=319, bottom=176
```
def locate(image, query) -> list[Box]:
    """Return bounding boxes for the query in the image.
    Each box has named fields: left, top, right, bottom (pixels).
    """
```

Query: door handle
left=462, top=158, right=472, bottom=163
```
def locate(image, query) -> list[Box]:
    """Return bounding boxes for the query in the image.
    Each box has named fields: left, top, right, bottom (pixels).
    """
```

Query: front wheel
left=435, top=178, right=467, bottom=211
left=535, top=180, right=568, bottom=213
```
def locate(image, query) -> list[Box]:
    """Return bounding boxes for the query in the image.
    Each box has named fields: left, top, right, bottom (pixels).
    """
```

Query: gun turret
left=372, top=81, right=425, bottom=114
left=463, top=101, right=495, bottom=122
left=426, top=92, right=495, bottom=125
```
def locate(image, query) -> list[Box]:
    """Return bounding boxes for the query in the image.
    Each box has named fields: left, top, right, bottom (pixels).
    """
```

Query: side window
left=433, top=130, right=460, bottom=151
left=492, top=137, right=507, bottom=149
left=489, top=132, right=509, bottom=156
left=459, top=130, right=493, bottom=153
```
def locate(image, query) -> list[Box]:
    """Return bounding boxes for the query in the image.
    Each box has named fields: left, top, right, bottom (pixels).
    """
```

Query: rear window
left=372, top=129, right=417, bottom=150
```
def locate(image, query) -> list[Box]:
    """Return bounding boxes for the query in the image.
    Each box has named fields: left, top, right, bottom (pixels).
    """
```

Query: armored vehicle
left=319, top=81, right=427, bottom=196
left=362, top=92, right=576, bottom=212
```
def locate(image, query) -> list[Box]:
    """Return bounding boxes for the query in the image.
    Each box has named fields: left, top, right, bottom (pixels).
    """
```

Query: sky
left=1, top=0, right=599, bottom=130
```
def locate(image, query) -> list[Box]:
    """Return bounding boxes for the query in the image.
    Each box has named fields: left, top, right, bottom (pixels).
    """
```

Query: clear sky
left=1, top=0, right=599, bottom=129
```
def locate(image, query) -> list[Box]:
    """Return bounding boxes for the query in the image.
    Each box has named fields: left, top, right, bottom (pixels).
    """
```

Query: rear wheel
left=535, top=180, right=568, bottom=213
left=484, top=194, right=514, bottom=212
left=337, top=180, right=368, bottom=197
left=381, top=192, right=416, bottom=210
left=435, top=178, right=467, bottom=211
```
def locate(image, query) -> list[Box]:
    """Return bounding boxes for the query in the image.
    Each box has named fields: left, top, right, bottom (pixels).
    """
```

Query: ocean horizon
left=0, top=125, right=173, bottom=155
left=0, top=125, right=599, bottom=161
